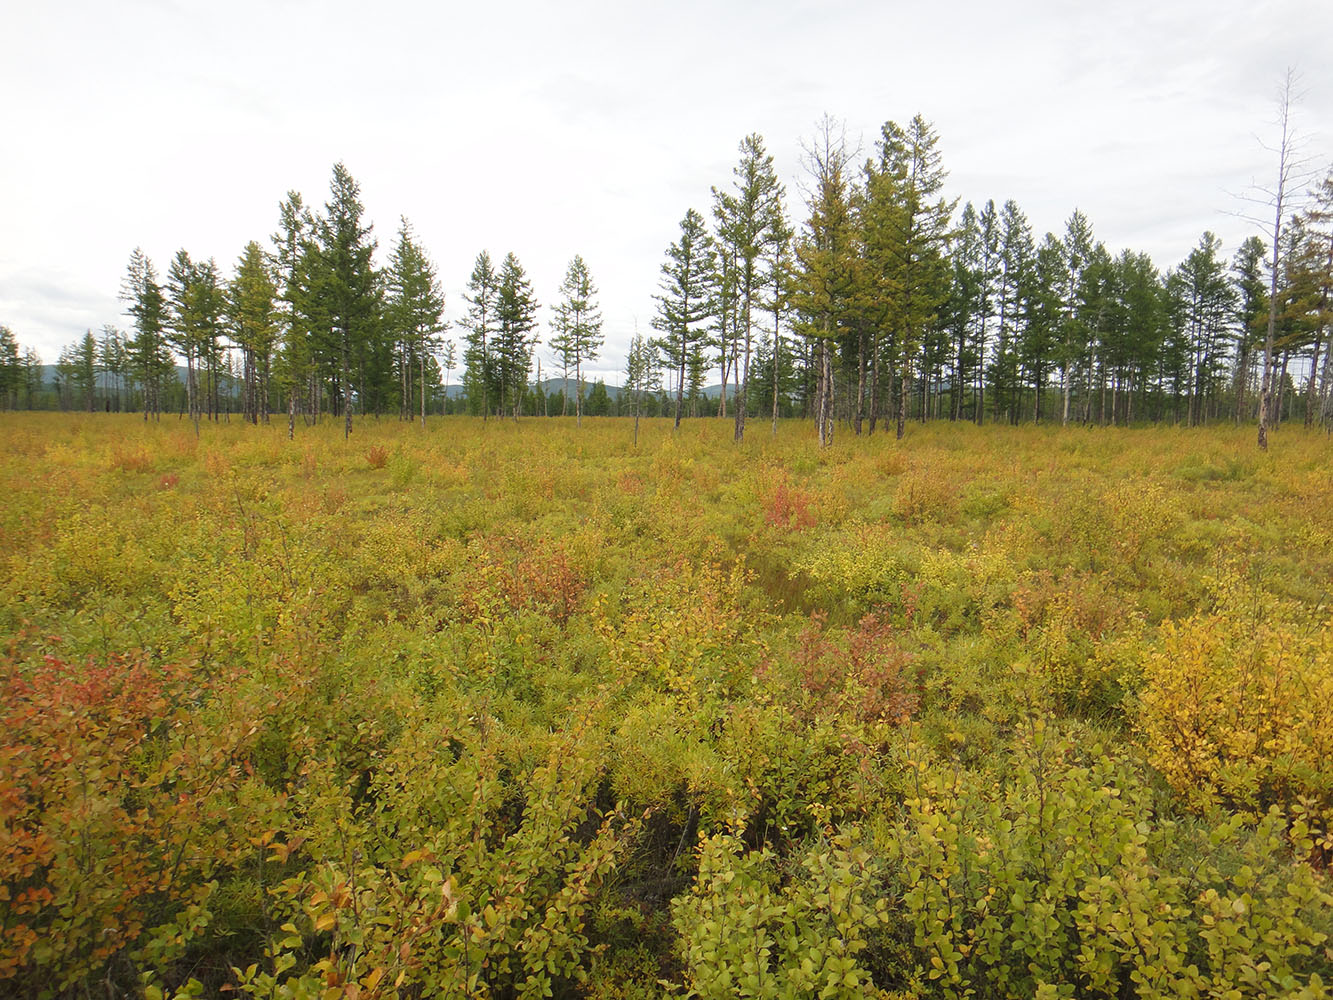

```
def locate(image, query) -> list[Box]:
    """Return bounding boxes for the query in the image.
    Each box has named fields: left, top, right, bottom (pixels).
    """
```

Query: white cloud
left=2, top=0, right=1330, bottom=369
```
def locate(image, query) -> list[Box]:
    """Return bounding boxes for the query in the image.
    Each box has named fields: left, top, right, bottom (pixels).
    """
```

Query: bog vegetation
left=2, top=412, right=1332, bottom=998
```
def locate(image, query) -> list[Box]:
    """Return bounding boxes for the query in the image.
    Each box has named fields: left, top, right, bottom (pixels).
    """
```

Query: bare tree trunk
left=734, top=299, right=752, bottom=443
left=896, top=358, right=908, bottom=440
left=869, top=333, right=881, bottom=433
left=854, top=329, right=866, bottom=435
left=674, top=335, right=685, bottom=431
left=1259, top=72, right=1298, bottom=450
left=817, top=337, right=834, bottom=447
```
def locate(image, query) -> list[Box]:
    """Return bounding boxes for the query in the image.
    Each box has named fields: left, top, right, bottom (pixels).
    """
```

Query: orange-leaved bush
left=0, top=641, right=270, bottom=997
left=789, top=612, right=917, bottom=726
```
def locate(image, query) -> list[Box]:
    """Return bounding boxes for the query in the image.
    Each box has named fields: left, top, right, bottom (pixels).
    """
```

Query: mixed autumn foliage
left=2, top=413, right=1332, bottom=998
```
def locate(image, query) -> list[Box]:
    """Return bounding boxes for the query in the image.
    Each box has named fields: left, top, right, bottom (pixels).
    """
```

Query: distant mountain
left=34, top=364, right=188, bottom=390
left=446, top=378, right=629, bottom=401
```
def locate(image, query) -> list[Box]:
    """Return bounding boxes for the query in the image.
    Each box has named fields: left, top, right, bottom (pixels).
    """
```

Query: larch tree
left=385, top=218, right=445, bottom=428
left=1306, top=166, right=1333, bottom=426
left=1020, top=234, right=1066, bottom=422
left=792, top=116, right=858, bottom=447
left=988, top=200, right=1033, bottom=425
left=1231, top=235, right=1268, bottom=422
left=462, top=251, right=499, bottom=419
left=228, top=240, right=279, bottom=424
left=765, top=181, right=794, bottom=435
left=311, top=163, right=379, bottom=440
left=653, top=208, right=717, bottom=430
left=440, top=338, right=457, bottom=413
left=863, top=115, right=955, bottom=438
left=0, top=326, right=20, bottom=410
left=1170, top=232, right=1236, bottom=425
left=623, top=326, right=659, bottom=447
left=549, top=255, right=604, bottom=426
left=271, top=191, right=317, bottom=436
left=175, top=257, right=226, bottom=422
left=166, top=250, right=203, bottom=426
left=973, top=200, right=1000, bottom=423
left=1256, top=70, right=1309, bottom=450
left=120, top=247, right=171, bottom=420
left=713, top=133, right=785, bottom=442
left=1059, top=209, right=1096, bottom=424
left=946, top=202, right=984, bottom=421
left=494, top=253, right=539, bottom=420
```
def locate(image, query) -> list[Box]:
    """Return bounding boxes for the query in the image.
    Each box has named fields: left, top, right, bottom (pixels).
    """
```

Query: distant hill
left=447, top=378, right=628, bottom=401
left=34, top=364, right=188, bottom=390
left=35, top=366, right=734, bottom=405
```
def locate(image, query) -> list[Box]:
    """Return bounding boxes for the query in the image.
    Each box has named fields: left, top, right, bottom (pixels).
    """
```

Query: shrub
left=1137, top=609, right=1333, bottom=825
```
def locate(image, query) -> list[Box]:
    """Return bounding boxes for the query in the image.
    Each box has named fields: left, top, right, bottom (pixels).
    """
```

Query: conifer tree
left=462, top=252, right=499, bottom=418
left=988, top=200, right=1032, bottom=424
left=1059, top=209, right=1096, bottom=424
left=946, top=202, right=984, bottom=420
left=713, top=133, right=785, bottom=441
left=494, top=253, right=539, bottom=420
left=549, top=255, right=604, bottom=426
left=623, top=328, right=658, bottom=447
left=384, top=218, right=445, bottom=427
left=0, top=325, right=20, bottom=410
left=863, top=115, right=955, bottom=437
left=1020, top=234, right=1066, bottom=422
left=1169, top=232, right=1236, bottom=425
left=166, top=249, right=203, bottom=425
left=271, top=191, right=317, bottom=435
left=792, top=117, right=857, bottom=446
left=311, top=163, right=379, bottom=439
left=229, top=240, right=279, bottom=424
left=120, top=247, right=171, bottom=419
left=653, top=208, right=717, bottom=429
left=1231, top=236, right=1268, bottom=422
left=74, top=329, right=98, bottom=411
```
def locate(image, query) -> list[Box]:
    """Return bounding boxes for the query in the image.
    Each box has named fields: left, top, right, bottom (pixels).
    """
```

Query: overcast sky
left=3, top=0, right=1331, bottom=374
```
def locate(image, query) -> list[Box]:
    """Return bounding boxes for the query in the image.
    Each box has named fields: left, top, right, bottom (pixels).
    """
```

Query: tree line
left=3, top=121, right=1331, bottom=442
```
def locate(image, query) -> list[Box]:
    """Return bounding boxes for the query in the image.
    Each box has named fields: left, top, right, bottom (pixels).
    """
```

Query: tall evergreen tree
left=120, top=247, right=171, bottom=419
left=311, top=162, right=379, bottom=439
left=1020, top=234, right=1066, bottom=422
left=1059, top=209, right=1096, bottom=424
left=623, top=327, right=659, bottom=447
left=653, top=208, right=717, bottom=429
left=549, top=255, right=604, bottom=426
left=1169, top=232, right=1236, bottom=425
left=713, top=133, right=785, bottom=442
left=461, top=252, right=499, bottom=419
left=1306, top=167, right=1333, bottom=426
left=229, top=240, right=279, bottom=424
left=271, top=191, right=317, bottom=436
left=0, top=325, right=21, bottom=410
left=1230, top=236, right=1268, bottom=422
left=166, top=250, right=203, bottom=424
left=98, top=324, right=130, bottom=412
left=19, top=346, right=43, bottom=409
left=792, top=118, right=857, bottom=446
left=75, top=329, right=98, bottom=411
left=384, top=218, right=445, bottom=427
left=945, top=202, right=984, bottom=421
left=988, top=200, right=1032, bottom=424
left=494, top=253, right=539, bottom=420
left=863, top=115, right=955, bottom=437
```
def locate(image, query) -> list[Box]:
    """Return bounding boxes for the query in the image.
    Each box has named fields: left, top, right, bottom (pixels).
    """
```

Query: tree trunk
left=734, top=299, right=752, bottom=443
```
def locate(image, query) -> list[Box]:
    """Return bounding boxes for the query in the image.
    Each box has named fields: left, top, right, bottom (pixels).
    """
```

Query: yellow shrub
left=1137, top=610, right=1333, bottom=820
